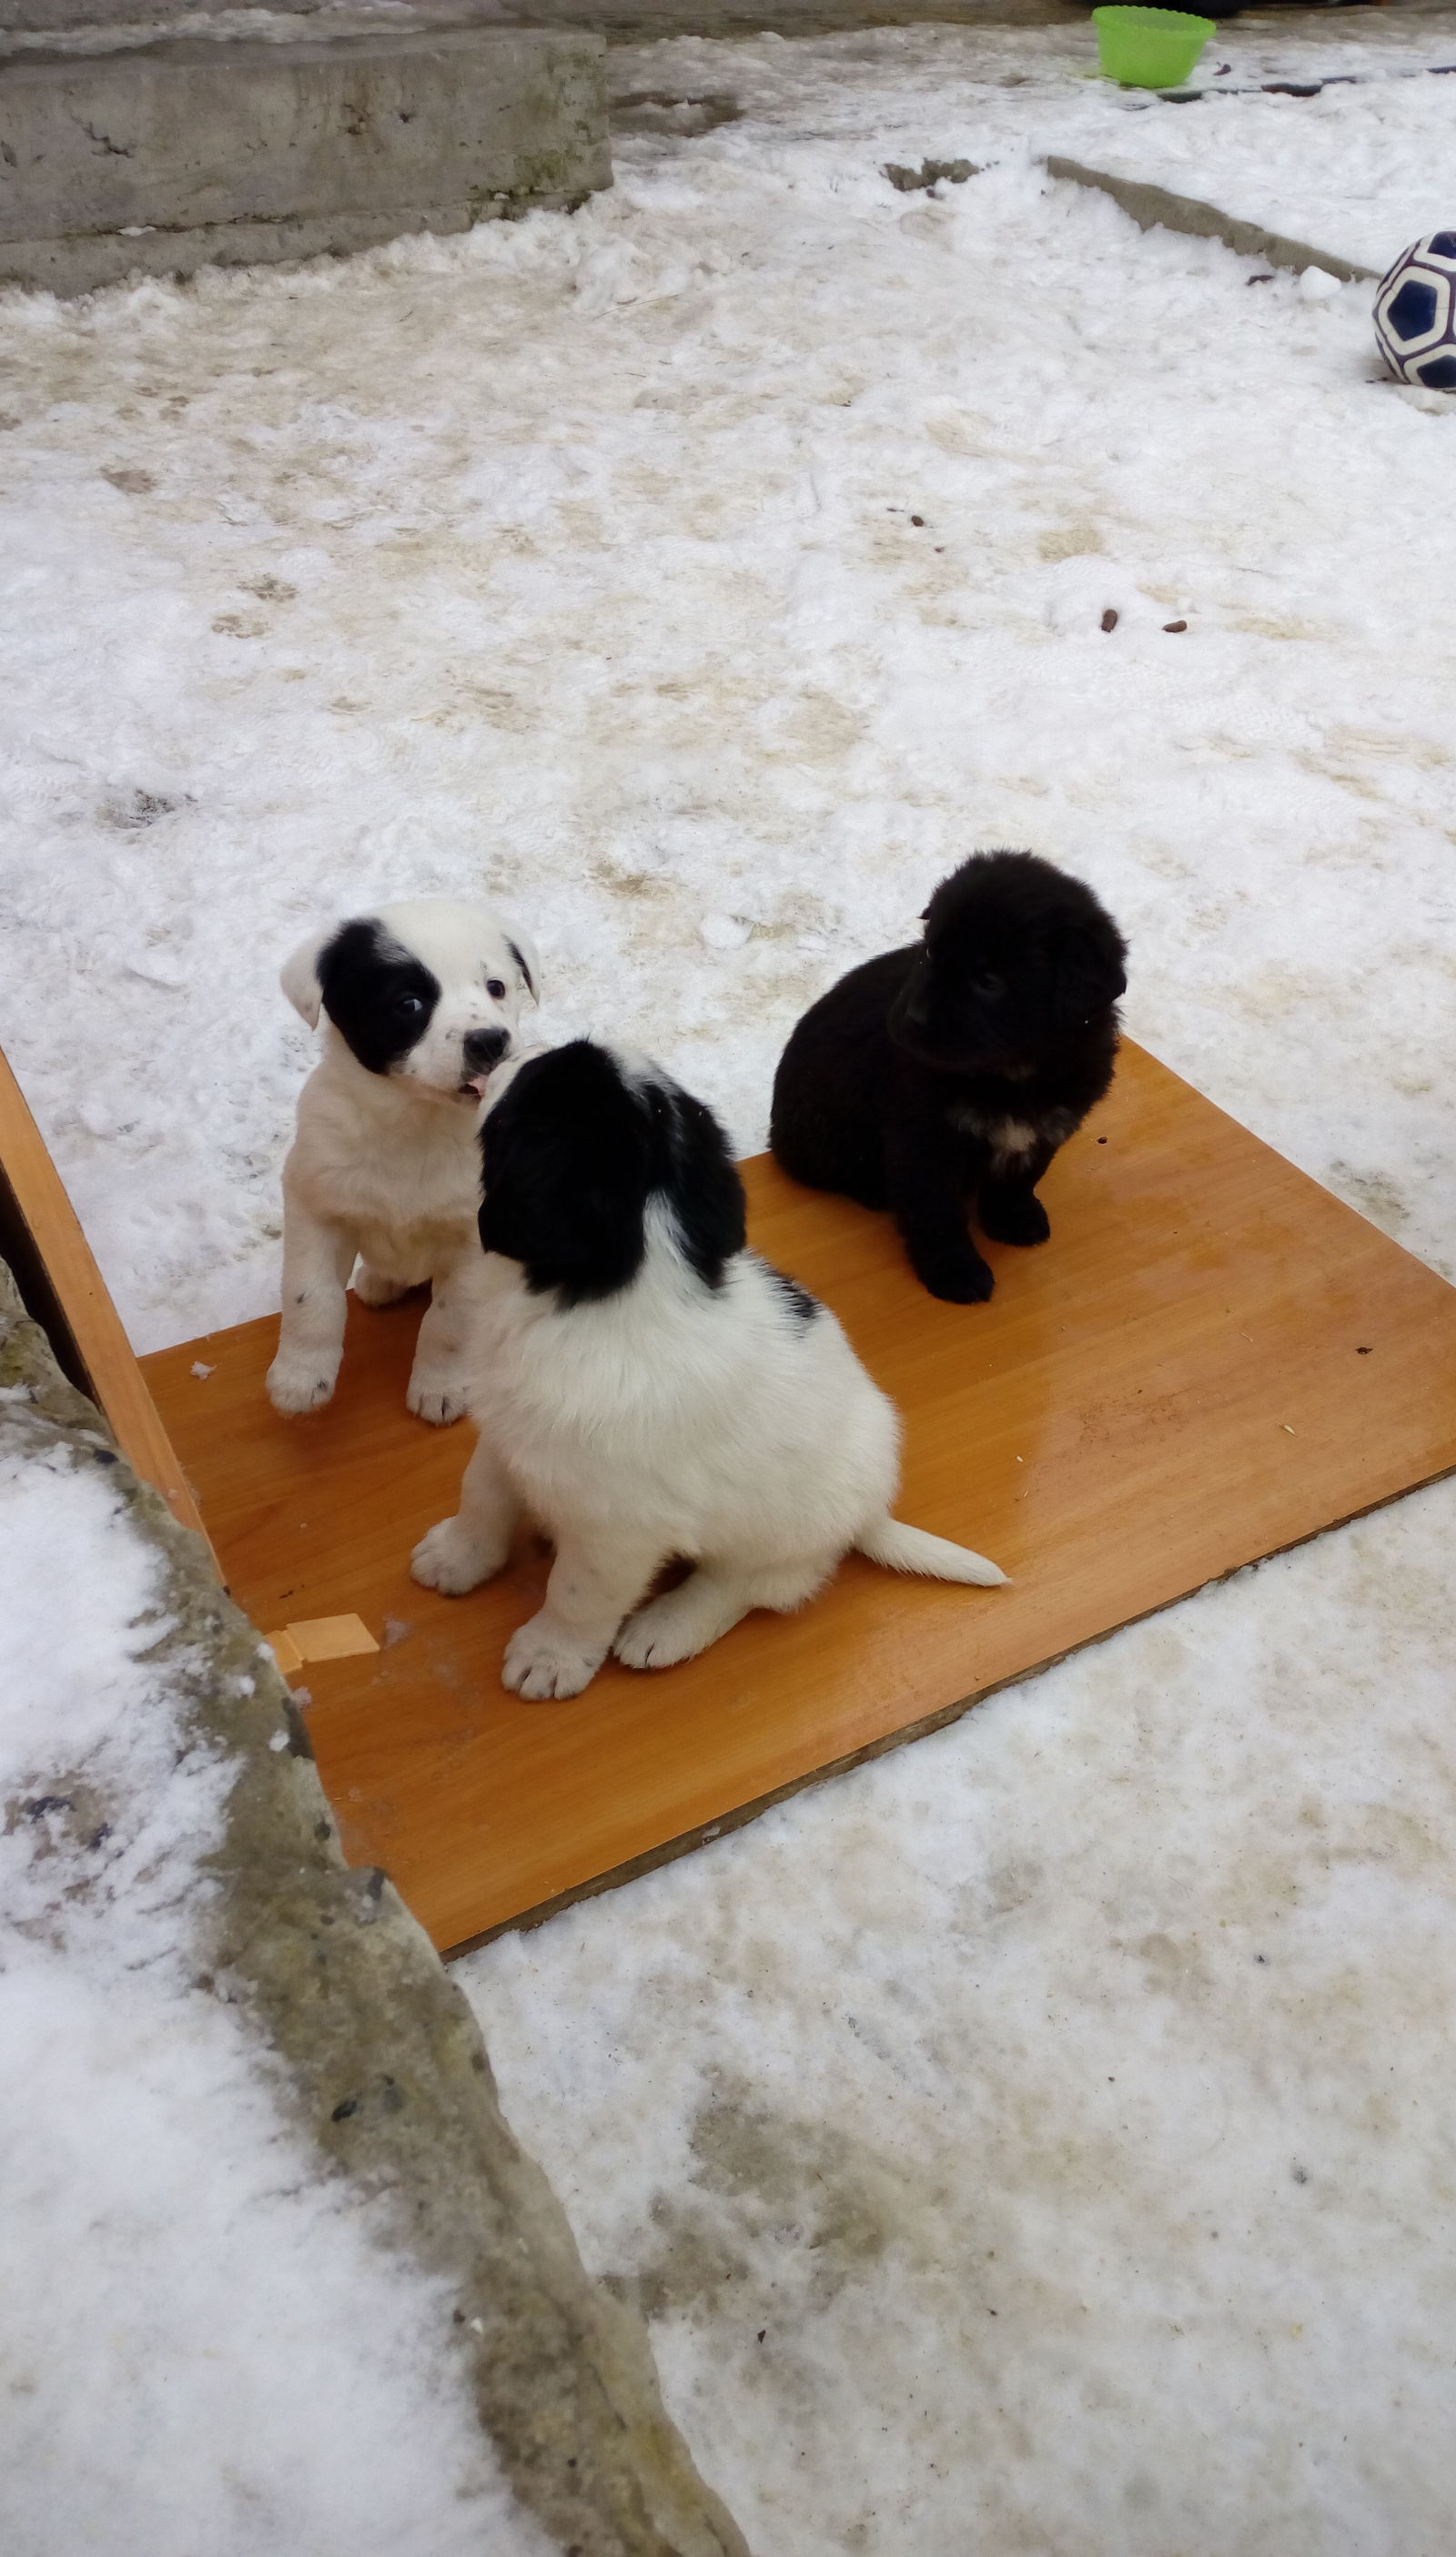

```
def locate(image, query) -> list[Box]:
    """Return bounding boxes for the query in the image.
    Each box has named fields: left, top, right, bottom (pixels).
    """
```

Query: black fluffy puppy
left=770, top=851, right=1127, bottom=1303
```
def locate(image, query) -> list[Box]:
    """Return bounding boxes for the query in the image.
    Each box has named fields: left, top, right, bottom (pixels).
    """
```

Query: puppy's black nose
left=462, top=1026, right=510, bottom=1072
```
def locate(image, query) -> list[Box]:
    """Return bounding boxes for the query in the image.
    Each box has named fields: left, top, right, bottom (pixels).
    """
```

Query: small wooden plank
left=141, top=1043, right=1456, bottom=1954
left=284, top=1613, right=380, bottom=1662
left=0, top=1043, right=209, bottom=1545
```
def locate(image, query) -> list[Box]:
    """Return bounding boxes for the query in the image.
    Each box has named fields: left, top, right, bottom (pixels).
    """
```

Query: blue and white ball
left=1373, top=232, right=1456, bottom=391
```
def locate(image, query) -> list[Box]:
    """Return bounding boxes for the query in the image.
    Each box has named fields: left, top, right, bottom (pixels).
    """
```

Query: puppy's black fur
left=769, top=851, right=1127, bottom=1303
left=316, top=917, right=441, bottom=1076
left=763, top=1265, right=820, bottom=1327
left=480, top=1042, right=747, bottom=1307
left=505, top=937, right=538, bottom=1002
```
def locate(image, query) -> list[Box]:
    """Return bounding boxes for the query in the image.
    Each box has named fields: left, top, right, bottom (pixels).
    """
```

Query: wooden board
left=0, top=1042, right=207, bottom=1543
left=142, top=1043, right=1456, bottom=1954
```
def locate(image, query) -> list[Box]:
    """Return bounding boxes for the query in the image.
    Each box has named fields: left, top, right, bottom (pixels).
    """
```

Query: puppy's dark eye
left=485, top=977, right=507, bottom=1000
left=393, top=992, right=426, bottom=1025
left=969, top=969, right=1006, bottom=1000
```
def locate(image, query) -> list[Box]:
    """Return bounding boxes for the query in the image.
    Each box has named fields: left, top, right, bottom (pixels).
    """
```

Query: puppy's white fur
left=413, top=1056, right=1005, bottom=1698
left=268, top=899, right=539, bottom=1423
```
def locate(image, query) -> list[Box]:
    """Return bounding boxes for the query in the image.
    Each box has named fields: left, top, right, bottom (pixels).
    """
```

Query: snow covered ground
left=0, top=1428, right=549, bottom=2557
left=3, top=15, right=1456, bottom=2554
left=1057, top=51, right=1456, bottom=278
left=1, top=25, right=1455, bottom=1345
left=469, top=1478, right=1456, bottom=2557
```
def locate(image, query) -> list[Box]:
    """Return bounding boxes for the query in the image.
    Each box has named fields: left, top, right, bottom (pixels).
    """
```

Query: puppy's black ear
left=505, top=933, right=541, bottom=1005
left=1053, top=915, right=1127, bottom=1026
left=653, top=1086, right=746, bottom=1289
left=478, top=1045, right=652, bottom=1305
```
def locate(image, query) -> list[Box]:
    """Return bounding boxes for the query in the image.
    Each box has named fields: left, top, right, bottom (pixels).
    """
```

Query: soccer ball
left=1373, top=232, right=1456, bottom=391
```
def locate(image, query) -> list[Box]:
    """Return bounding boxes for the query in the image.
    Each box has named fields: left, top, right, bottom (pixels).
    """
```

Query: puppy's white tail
left=855, top=1515, right=1007, bottom=1587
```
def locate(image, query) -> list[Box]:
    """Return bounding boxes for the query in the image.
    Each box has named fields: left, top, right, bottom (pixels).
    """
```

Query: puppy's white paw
left=614, top=1600, right=704, bottom=1671
left=614, top=1582, right=741, bottom=1670
left=613, top=1617, right=683, bottom=1672
left=267, top=1354, right=339, bottom=1416
left=410, top=1518, right=498, bottom=1596
left=502, top=1616, right=604, bottom=1700
left=406, top=1368, right=470, bottom=1428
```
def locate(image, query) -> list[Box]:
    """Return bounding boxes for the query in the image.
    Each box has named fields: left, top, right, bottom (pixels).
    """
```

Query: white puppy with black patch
left=268, top=898, right=540, bottom=1423
left=411, top=1039, right=1006, bottom=1698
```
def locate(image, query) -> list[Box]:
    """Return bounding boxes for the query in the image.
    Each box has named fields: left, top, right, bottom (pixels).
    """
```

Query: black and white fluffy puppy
left=770, top=851, right=1127, bottom=1305
left=410, top=1040, right=1006, bottom=1700
left=267, top=898, right=541, bottom=1423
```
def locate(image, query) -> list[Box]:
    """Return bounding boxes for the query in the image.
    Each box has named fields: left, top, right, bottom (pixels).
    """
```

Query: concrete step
left=0, top=19, right=609, bottom=295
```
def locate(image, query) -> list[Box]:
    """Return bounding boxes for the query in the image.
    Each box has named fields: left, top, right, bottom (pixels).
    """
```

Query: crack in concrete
left=78, top=114, right=132, bottom=152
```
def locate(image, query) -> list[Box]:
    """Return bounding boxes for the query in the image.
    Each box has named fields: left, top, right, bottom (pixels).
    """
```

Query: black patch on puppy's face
left=316, top=917, right=441, bottom=1076
left=479, top=1042, right=746, bottom=1306
left=889, top=849, right=1127, bottom=1071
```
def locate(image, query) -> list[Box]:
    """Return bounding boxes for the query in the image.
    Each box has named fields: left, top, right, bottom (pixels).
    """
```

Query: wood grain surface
left=0, top=1042, right=208, bottom=1542
left=142, top=1042, right=1456, bottom=1953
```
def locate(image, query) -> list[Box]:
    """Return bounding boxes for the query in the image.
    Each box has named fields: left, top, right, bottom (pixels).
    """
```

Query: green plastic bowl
left=1092, top=5, right=1215, bottom=87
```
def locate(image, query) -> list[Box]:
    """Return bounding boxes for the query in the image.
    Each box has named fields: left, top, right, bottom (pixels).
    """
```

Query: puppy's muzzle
left=463, top=1026, right=511, bottom=1075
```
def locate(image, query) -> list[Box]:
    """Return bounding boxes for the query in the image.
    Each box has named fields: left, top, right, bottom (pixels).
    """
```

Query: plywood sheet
left=141, top=1044, right=1456, bottom=1954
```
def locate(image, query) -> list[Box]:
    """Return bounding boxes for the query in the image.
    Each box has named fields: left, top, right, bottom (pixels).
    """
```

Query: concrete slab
left=0, top=22, right=609, bottom=295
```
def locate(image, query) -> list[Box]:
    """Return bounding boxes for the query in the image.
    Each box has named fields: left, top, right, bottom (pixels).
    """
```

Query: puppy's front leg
left=887, top=1119, right=995, bottom=1304
left=406, top=1251, right=477, bottom=1427
left=267, top=1198, right=357, bottom=1413
left=978, top=1141, right=1056, bottom=1248
left=412, top=1430, right=521, bottom=1595
left=503, top=1531, right=662, bottom=1702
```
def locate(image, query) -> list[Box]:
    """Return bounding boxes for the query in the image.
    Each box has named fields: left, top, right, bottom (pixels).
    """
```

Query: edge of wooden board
left=0, top=1041, right=212, bottom=1551
left=438, top=1450, right=1456, bottom=1957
